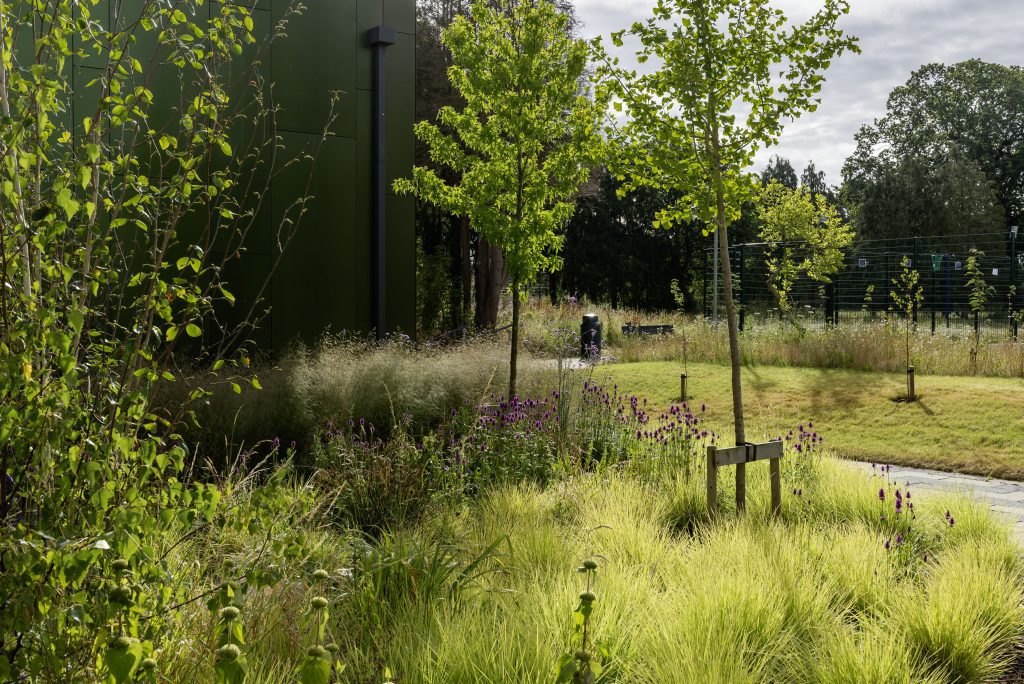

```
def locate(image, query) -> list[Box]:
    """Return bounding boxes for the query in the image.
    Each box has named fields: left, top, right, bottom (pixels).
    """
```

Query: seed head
left=109, top=586, right=133, bottom=606
left=110, top=635, right=133, bottom=650
left=579, top=591, right=596, bottom=603
left=582, top=559, right=598, bottom=571
left=311, top=596, right=329, bottom=610
left=218, top=606, right=240, bottom=621
left=312, top=569, right=330, bottom=581
left=306, top=645, right=327, bottom=658
left=140, top=658, right=158, bottom=671
left=111, top=559, right=129, bottom=572
left=216, top=644, right=241, bottom=662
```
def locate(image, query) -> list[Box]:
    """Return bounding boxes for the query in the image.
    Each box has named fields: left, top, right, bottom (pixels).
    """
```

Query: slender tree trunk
left=474, top=235, right=505, bottom=328
left=460, top=216, right=472, bottom=331
left=509, top=276, right=520, bottom=398
left=711, top=125, right=746, bottom=511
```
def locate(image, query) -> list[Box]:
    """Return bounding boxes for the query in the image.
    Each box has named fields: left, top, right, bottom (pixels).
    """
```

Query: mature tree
left=844, top=143, right=1006, bottom=250
left=843, top=60, right=1022, bottom=240
left=561, top=168, right=708, bottom=311
left=594, top=0, right=858, bottom=506
left=397, top=0, right=604, bottom=395
left=762, top=155, right=799, bottom=190
left=800, top=160, right=833, bottom=200
left=756, top=181, right=853, bottom=324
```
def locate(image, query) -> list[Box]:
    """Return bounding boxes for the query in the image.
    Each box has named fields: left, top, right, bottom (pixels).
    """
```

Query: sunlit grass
left=361, top=459, right=1023, bottom=684
left=598, top=360, right=1024, bottom=478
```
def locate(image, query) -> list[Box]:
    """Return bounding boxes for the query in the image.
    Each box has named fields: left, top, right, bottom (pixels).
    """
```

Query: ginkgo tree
left=395, top=0, right=605, bottom=397
left=594, top=0, right=858, bottom=508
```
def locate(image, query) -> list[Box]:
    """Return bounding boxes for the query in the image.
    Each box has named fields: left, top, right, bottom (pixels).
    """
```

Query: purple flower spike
left=878, top=488, right=886, bottom=501
left=884, top=539, right=891, bottom=550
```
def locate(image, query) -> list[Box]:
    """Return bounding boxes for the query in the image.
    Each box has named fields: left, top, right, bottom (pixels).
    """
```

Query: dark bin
left=580, top=313, right=602, bottom=358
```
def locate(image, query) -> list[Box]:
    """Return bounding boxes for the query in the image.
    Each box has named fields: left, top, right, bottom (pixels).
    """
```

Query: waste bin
left=580, top=313, right=601, bottom=359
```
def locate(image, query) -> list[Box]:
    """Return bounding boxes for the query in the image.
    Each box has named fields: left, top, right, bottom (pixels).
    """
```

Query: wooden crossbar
left=706, top=440, right=784, bottom=518
left=712, top=441, right=783, bottom=467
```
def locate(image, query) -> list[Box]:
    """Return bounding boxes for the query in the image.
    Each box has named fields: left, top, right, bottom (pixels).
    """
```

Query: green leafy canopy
left=593, top=0, right=860, bottom=233
left=394, top=0, right=606, bottom=285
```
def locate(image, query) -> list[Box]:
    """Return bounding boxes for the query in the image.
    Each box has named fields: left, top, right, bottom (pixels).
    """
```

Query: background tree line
left=413, top=0, right=1023, bottom=332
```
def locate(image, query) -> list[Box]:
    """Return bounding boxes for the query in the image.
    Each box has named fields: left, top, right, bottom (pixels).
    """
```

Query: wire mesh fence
left=703, top=231, right=1023, bottom=336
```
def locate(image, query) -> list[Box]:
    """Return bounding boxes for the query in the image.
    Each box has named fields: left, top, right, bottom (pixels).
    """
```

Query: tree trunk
left=474, top=235, right=505, bottom=328
left=711, top=126, right=746, bottom=512
left=460, top=216, right=472, bottom=333
left=509, top=276, right=521, bottom=398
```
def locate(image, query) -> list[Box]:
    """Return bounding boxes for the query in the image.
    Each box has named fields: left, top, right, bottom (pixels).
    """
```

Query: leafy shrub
left=0, top=0, right=326, bottom=677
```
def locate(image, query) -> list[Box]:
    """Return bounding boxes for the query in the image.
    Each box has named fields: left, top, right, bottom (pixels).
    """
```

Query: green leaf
left=296, top=656, right=331, bottom=684
left=186, top=323, right=202, bottom=338
left=68, top=308, right=85, bottom=333
left=104, top=640, right=143, bottom=683
left=55, top=187, right=80, bottom=219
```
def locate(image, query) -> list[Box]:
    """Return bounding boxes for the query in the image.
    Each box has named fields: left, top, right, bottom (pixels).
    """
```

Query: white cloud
left=575, top=0, right=1021, bottom=185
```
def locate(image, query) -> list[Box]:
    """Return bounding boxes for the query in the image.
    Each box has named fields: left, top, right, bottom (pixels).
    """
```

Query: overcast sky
left=573, top=0, right=1022, bottom=186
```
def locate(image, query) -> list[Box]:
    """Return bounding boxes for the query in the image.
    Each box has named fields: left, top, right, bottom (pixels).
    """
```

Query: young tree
left=756, top=181, right=853, bottom=325
left=396, top=0, right=605, bottom=396
left=890, top=257, right=924, bottom=400
left=594, top=0, right=858, bottom=505
left=965, top=248, right=995, bottom=374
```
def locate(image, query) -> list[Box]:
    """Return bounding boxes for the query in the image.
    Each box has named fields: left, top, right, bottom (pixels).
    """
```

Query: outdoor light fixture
left=1012, top=225, right=1019, bottom=238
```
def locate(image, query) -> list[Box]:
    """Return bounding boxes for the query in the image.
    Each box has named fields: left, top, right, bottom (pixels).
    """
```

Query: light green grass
left=345, top=460, right=1021, bottom=682
left=597, top=361, right=1024, bottom=479
left=163, top=456, right=1024, bottom=683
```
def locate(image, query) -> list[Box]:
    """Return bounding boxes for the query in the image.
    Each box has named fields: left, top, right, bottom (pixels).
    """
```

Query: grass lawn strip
left=597, top=361, right=1024, bottom=480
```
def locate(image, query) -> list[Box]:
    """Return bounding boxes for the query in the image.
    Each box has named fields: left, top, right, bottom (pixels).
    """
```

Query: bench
left=621, top=324, right=674, bottom=335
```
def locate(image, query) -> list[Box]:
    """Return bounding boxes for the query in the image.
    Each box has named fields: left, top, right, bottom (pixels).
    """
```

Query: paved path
left=847, top=461, right=1024, bottom=540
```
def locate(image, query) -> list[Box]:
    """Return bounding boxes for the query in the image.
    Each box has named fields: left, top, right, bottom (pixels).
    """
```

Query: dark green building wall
left=67, top=0, right=416, bottom=350
left=266, top=0, right=417, bottom=349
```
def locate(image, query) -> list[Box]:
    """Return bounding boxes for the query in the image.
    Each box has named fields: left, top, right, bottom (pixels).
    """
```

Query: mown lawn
left=598, top=361, right=1024, bottom=479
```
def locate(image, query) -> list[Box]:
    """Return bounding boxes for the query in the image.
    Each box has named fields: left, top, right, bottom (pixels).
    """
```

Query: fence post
left=703, top=248, right=709, bottom=319
left=706, top=446, right=718, bottom=516
left=884, top=253, right=891, bottom=317
left=770, top=457, right=781, bottom=518
left=833, top=277, right=840, bottom=326
left=946, top=253, right=952, bottom=329
left=739, top=243, right=746, bottom=332
left=1012, top=228, right=1019, bottom=340
left=824, top=283, right=831, bottom=327
left=912, top=237, right=920, bottom=325
left=931, top=258, right=937, bottom=334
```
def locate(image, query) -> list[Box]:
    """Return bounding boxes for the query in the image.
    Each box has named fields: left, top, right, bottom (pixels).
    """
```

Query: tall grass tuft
left=156, top=337, right=556, bottom=464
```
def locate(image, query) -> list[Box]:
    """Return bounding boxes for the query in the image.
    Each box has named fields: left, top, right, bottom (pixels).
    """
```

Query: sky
left=572, top=0, right=1022, bottom=186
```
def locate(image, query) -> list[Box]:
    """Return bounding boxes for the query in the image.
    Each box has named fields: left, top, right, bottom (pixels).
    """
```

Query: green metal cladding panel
left=267, top=0, right=415, bottom=347
left=63, top=0, right=416, bottom=349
